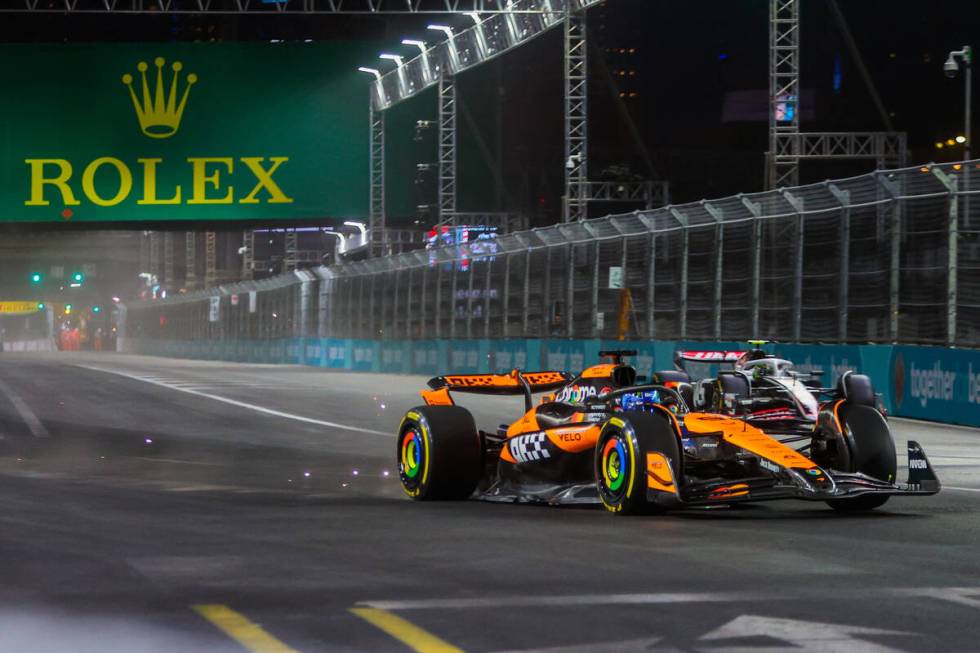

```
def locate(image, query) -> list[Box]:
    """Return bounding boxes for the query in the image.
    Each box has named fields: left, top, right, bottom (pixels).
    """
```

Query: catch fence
left=126, top=161, right=980, bottom=348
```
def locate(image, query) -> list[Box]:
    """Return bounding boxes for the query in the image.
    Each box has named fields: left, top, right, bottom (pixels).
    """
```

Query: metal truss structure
left=241, top=230, right=254, bottom=280
left=768, top=0, right=800, bottom=189
left=163, top=232, right=175, bottom=285
left=204, top=231, right=217, bottom=288
left=284, top=228, right=299, bottom=271
left=148, top=232, right=160, bottom=283
left=185, top=232, right=198, bottom=287
left=766, top=0, right=907, bottom=189
left=369, top=105, right=386, bottom=257
left=564, top=7, right=588, bottom=222
left=0, top=0, right=547, bottom=14
left=583, top=181, right=669, bottom=210
left=438, top=75, right=458, bottom=223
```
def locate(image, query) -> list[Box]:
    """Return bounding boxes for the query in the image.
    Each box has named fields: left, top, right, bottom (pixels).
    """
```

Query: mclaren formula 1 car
left=397, top=350, right=940, bottom=514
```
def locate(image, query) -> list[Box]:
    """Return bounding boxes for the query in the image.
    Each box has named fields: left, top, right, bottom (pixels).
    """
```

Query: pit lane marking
left=193, top=604, right=299, bottom=653
left=76, top=365, right=391, bottom=437
left=350, top=607, right=464, bottom=653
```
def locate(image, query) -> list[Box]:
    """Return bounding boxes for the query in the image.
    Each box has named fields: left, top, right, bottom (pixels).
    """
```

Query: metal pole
left=435, top=263, right=443, bottom=339
left=703, top=202, right=725, bottom=340
left=679, top=229, right=689, bottom=340
left=466, top=259, right=475, bottom=339
left=949, top=177, right=959, bottom=346
left=368, top=273, right=376, bottom=338
left=420, top=265, right=428, bottom=339
left=828, top=184, right=851, bottom=341
left=502, top=253, right=511, bottom=338
left=484, top=257, right=492, bottom=338
left=592, top=240, right=600, bottom=338
left=740, top=196, right=763, bottom=337
left=522, top=251, right=531, bottom=338
left=450, top=261, right=458, bottom=338
left=566, top=244, right=575, bottom=337
left=782, top=190, right=805, bottom=342
left=542, top=246, right=552, bottom=337
left=647, top=232, right=656, bottom=340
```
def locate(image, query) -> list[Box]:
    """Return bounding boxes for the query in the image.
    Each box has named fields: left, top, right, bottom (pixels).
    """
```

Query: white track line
left=0, top=378, right=49, bottom=438
left=75, top=365, right=391, bottom=437
left=359, top=586, right=980, bottom=611
left=891, top=417, right=980, bottom=433
left=945, top=486, right=980, bottom=493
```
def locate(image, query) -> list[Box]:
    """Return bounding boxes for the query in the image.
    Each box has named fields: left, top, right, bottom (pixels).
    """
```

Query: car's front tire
left=826, top=404, right=896, bottom=512
left=595, top=410, right=683, bottom=515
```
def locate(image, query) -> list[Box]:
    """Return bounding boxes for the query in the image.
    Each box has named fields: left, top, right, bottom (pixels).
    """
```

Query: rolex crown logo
left=121, top=57, right=197, bottom=139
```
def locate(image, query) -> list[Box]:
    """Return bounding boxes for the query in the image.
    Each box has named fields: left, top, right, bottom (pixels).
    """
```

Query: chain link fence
left=126, top=161, right=980, bottom=348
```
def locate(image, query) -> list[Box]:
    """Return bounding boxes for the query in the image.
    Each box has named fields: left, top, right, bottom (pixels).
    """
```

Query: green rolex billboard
left=0, top=42, right=377, bottom=223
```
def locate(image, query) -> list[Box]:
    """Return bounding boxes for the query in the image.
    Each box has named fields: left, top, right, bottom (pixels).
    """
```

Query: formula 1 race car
left=396, top=350, right=940, bottom=514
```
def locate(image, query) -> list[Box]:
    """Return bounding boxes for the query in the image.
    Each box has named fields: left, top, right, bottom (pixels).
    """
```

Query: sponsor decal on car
left=509, top=433, right=551, bottom=463
left=555, top=384, right=598, bottom=404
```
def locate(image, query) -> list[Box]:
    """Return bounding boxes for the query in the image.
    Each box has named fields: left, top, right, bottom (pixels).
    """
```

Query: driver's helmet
left=620, top=389, right=661, bottom=412
left=735, top=349, right=768, bottom=369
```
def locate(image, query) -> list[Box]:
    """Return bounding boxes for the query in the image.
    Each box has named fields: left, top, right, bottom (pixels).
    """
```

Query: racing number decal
left=509, top=433, right=551, bottom=463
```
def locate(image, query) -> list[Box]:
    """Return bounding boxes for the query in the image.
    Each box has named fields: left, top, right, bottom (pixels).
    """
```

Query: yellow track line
left=193, top=604, right=300, bottom=653
left=350, top=607, right=464, bottom=653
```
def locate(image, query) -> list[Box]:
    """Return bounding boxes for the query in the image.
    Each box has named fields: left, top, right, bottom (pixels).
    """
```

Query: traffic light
left=30, top=272, right=43, bottom=284
left=71, top=272, right=84, bottom=284
left=64, top=304, right=72, bottom=315
left=37, top=302, right=45, bottom=310
left=92, top=305, right=101, bottom=313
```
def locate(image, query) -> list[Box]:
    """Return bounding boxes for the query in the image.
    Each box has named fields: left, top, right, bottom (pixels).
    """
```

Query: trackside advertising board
left=0, top=42, right=376, bottom=223
left=123, top=336, right=980, bottom=429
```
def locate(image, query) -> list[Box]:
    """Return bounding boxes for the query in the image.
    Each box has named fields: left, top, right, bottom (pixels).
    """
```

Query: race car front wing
left=655, top=440, right=941, bottom=507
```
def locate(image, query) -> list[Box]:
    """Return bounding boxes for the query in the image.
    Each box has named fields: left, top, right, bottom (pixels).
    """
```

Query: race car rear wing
left=426, top=371, right=574, bottom=411
left=674, top=350, right=746, bottom=369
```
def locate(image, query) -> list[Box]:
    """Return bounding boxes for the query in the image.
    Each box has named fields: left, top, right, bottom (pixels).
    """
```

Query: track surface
left=0, top=352, right=978, bottom=652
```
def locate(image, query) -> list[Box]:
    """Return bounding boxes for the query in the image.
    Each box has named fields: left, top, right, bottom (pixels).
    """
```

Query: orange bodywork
left=684, top=413, right=817, bottom=469
left=545, top=425, right=601, bottom=453
left=443, top=373, right=521, bottom=389
left=580, top=364, right=617, bottom=379
left=646, top=452, right=678, bottom=495
left=421, top=386, right=454, bottom=406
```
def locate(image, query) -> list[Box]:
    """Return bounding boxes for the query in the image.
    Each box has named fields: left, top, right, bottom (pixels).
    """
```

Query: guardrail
left=126, top=160, right=980, bottom=348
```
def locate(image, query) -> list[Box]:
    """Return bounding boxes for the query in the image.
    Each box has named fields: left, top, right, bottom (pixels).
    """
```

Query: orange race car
left=396, top=351, right=940, bottom=514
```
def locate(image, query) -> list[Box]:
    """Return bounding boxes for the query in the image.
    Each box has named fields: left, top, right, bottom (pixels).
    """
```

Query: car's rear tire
left=826, top=404, right=896, bottom=512
left=595, top=410, right=683, bottom=515
left=398, top=406, right=483, bottom=500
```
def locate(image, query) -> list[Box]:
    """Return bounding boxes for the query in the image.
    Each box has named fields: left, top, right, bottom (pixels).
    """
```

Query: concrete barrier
left=123, top=337, right=980, bottom=428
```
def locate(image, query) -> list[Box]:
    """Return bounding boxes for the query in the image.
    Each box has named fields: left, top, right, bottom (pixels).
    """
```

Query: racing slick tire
left=713, top=372, right=750, bottom=412
left=398, top=406, right=483, bottom=501
left=839, top=372, right=876, bottom=407
left=595, top=410, right=683, bottom=515
left=826, top=404, right=897, bottom=512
